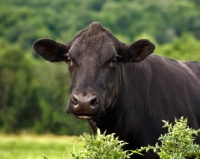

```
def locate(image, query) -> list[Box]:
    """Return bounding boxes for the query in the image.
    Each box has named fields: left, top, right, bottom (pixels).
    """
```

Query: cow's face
left=33, top=22, right=155, bottom=119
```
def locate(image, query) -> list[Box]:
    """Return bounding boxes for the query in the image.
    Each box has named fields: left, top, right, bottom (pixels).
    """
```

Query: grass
left=0, top=134, right=78, bottom=159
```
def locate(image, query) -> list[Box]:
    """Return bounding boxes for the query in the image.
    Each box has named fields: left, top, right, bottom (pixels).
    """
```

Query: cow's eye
left=112, top=57, right=118, bottom=63
left=63, top=54, right=71, bottom=63
left=66, top=57, right=71, bottom=63
left=111, top=56, right=121, bottom=64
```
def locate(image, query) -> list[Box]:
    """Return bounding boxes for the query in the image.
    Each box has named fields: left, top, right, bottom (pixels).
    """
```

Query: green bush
left=67, top=129, right=132, bottom=159
left=133, top=117, right=200, bottom=158
left=43, top=117, right=200, bottom=158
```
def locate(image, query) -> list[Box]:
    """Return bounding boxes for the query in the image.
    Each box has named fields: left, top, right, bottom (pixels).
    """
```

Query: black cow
left=33, top=22, right=200, bottom=158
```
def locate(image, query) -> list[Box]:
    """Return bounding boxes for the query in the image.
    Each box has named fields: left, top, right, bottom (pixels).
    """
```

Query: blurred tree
left=155, top=33, right=200, bottom=61
left=0, top=38, right=34, bottom=132
left=1, top=0, right=200, bottom=48
left=0, top=38, right=91, bottom=134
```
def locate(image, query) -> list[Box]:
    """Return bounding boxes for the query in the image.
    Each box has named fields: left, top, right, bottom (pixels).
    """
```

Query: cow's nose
left=72, top=93, right=98, bottom=109
left=66, top=93, right=99, bottom=118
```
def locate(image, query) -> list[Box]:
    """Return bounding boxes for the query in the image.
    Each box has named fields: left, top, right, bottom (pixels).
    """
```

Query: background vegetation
left=1, top=0, right=200, bottom=135
left=67, top=118, right=200, bottom=159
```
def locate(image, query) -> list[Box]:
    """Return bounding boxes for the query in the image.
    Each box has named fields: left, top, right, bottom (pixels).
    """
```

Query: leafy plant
left=133, top=117, right=200, bottom=159
left=67, top=129, right=132, bottom=159
left=43, top=154, right=48, bottom=159
left=40, top=117, right=200, bottom=159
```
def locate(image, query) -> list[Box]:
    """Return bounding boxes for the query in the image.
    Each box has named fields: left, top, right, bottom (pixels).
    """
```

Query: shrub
left=133, top=117, right=200, bottom=159
left=67, top=129, right=132, bottom=159
left=44, top=117, right=200, bottom=159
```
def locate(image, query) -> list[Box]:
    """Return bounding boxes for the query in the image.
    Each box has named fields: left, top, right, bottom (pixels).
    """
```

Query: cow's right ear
left=33, top=38, right=70, bottom=62
left=124, top=39, right=155, bottom=62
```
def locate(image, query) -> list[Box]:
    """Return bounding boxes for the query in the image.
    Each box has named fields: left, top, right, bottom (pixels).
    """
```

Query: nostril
left=72, top=94, right=78, bottom=105
left=90, top=96, right=98, bottom=107
left=72, top=93, right=98, bottom=108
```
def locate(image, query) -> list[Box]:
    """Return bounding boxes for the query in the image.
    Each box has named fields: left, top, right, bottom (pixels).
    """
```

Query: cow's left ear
left=125, top=39, right=155, bottom=62
left=33, top=38, right=70, bottom=62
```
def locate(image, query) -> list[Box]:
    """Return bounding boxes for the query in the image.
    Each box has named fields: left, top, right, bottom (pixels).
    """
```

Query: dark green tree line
left=0, top=38, right=90, bottom=135
left=1, top=0, right=200, bottom=51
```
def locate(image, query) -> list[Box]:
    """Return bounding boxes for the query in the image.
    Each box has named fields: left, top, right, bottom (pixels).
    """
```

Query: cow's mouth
left=77, top=115, right=92, bottom=119
left=73, top=113, right=98, bottom=119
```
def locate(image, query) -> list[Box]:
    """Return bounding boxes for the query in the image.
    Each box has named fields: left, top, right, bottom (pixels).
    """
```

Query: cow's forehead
left=68, top=22, right=122, bottom=63
left=86, top=22, right=105, bottom=36
left=78, top=25, right=110, bottom=44
left=70, top=22, right=120, bottom=47
left=69, top=34, right=113, bottom=56
left=69, top=38, right=117, bottom=63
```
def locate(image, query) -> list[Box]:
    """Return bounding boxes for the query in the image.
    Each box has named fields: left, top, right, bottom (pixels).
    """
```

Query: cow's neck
left=94, top=61, right=150, bottom=143
left=94, top=62, right=123, bottom=134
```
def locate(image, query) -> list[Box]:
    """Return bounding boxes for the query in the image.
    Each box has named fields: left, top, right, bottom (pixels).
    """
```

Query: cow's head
left=33, top=22, right=155, bottom=119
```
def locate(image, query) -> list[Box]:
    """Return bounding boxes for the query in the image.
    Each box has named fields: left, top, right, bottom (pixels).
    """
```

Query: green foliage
left=67, top=118, right=200, bottom=158
left=133, top=117, right=200, bottom=159
left=0, top=38, right=91, bottom=135
left=68, top=129, right=132, bottom=159
left=1, top=0, right=200, bottom=50
left=155, top=33, right=200, bottom=61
